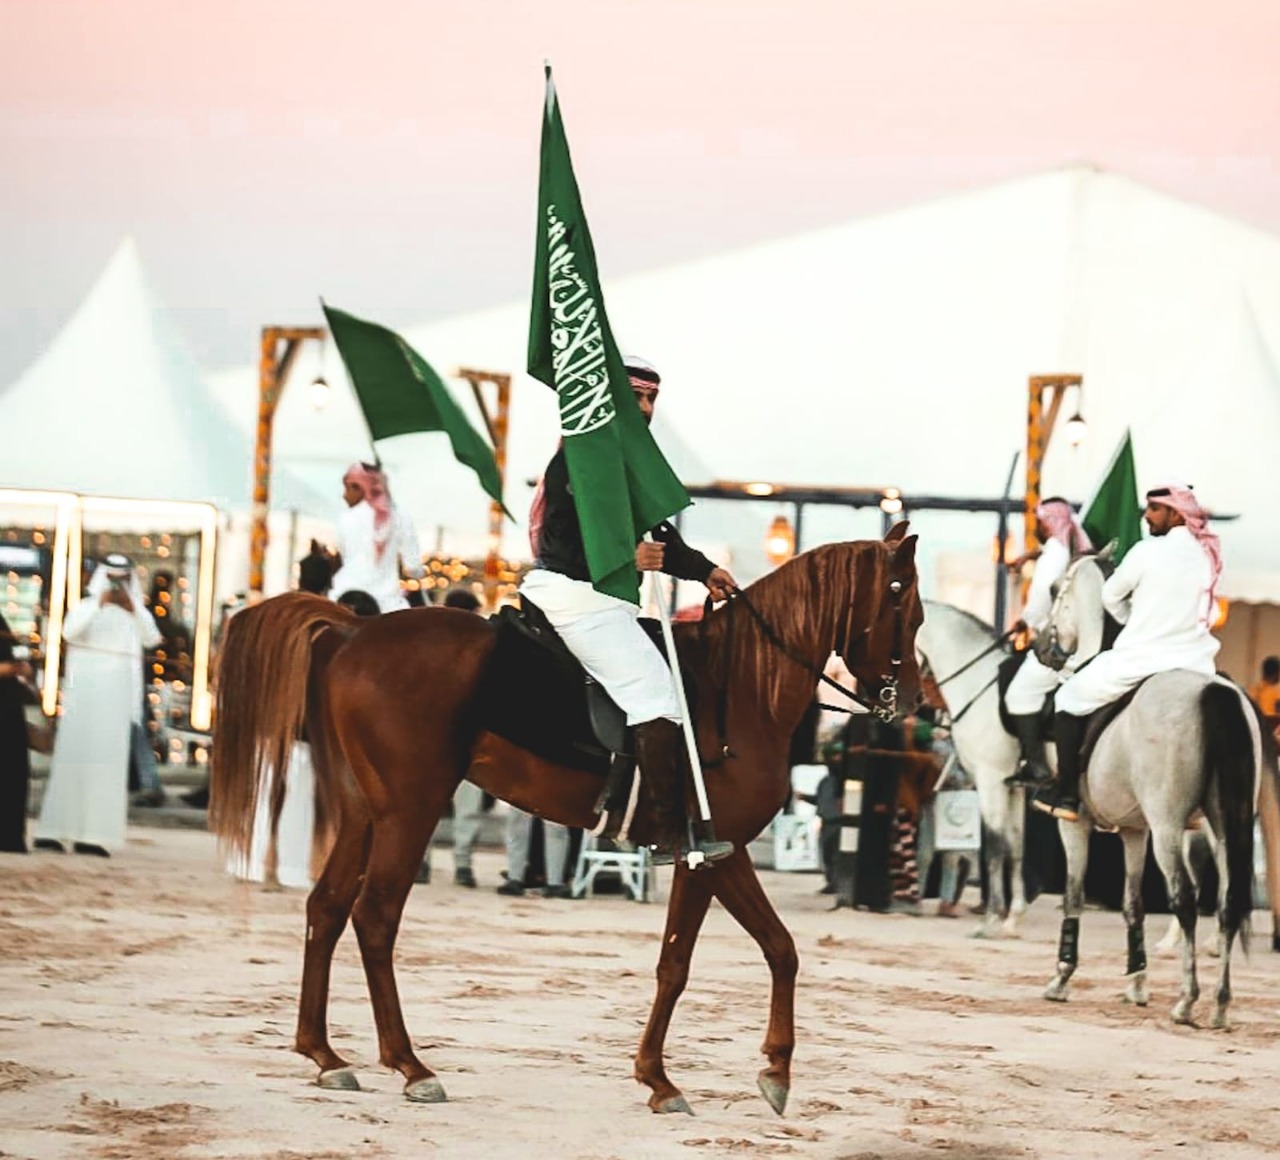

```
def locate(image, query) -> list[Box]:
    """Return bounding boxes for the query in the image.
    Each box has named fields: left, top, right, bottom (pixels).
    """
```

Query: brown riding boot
left=633, top=718, right=734, bottom=868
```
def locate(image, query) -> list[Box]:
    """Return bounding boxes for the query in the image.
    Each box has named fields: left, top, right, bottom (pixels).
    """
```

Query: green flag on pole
left=1082, top=430, right=1143, bottom=562
left=323, top=304, right=508, bottom=514
left=527, top=64, right=690, bottom=603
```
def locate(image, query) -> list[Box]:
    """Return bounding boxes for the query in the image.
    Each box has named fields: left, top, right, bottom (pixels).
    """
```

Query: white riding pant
left=1056, top=649, right=1216, bottom=716
left=1004, top=651, right=1066, bottom=715
left=519, top=569, right=680, bottom=725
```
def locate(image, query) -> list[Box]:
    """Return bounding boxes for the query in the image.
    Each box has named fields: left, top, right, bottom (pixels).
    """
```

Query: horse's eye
left=1050, top=583, right=1060, bottom=598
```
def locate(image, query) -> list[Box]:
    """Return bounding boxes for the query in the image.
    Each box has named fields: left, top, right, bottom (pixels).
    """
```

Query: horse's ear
left=894, top=533, right=918, bottom=565
left=884, top=520, right=910, bottom=544
left=1099, top=539, right=1118, bottom=561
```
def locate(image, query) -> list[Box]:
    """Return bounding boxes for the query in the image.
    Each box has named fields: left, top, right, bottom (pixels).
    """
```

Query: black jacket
left=533, top=446, right=715, bottom=586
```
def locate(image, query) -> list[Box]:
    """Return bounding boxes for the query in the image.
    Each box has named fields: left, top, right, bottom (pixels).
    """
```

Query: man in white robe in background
left=329, top=461, right=425, bottom=612
left=34, top=555, right=161, bottom=856
left=1035, top=483, right=1222, bottom=821
left=1004, top=497, right=1092, bottom=788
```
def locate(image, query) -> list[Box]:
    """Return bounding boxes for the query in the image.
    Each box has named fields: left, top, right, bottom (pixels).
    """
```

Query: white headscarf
left=86, top=554, right=147, bottom=610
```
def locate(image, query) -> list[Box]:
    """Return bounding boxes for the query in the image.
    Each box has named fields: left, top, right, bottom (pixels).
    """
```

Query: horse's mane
left=690, top=541, right=890, bottom=724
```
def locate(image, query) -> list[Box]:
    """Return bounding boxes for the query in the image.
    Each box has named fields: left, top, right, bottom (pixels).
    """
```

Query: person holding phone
left=33, top=554, right=161, bottom=857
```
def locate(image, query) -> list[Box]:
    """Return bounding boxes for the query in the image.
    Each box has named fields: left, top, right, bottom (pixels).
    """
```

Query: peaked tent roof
left=0, top=238, right=325, bottom=512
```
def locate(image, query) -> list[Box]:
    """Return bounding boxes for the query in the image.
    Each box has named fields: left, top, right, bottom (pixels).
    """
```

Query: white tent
left=209, top=167, right=1280, bottom=601
left=0, top=239, right=331, bottom=594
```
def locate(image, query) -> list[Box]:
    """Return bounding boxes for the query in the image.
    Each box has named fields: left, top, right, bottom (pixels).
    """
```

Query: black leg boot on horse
left=1003, top=713, right=1054, bottom=788
left=634, top=718, right=733, bottom=868
left=1033, top=711, right=1085, bottom=822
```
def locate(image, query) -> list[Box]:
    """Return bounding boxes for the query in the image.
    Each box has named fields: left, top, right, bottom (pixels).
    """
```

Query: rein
left=698, top=578, right=905, bottom=761
left=922, top=622, right=1020, bottom=728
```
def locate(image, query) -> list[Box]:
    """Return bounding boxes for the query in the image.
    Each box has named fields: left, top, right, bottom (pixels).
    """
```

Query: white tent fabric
left=208, top=167, right=1280, bottom=600
left=0, top=238, right=326, bottom=515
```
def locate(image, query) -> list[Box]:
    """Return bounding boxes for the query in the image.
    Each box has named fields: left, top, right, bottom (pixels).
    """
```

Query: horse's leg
left=1119, top=828, right=1150, bottom=1007
left=1208, top=826, right=1236, bottom=1029
left=349, top=792, right=451, bottom=1103
left=708, top=851, right=799, bottom=1116
left=1044, top=818, right=1090, bottom=1002
left=295, top=811, right=374, bottom=1088
left=1150, top=824, right=1199, bottom=1025
left=633, top=861, right=717, bottom=1115
left=1004, top=787, right=1029, bottom=935
left=973, top=820, right=1008, bottom=939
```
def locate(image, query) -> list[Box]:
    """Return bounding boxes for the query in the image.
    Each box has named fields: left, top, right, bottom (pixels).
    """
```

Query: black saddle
left=476, top=598, right=670, bottom=776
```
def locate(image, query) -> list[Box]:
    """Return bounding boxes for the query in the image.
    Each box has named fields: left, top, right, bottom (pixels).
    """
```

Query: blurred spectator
left=336, top=589, right=381, bottom=618
left=1249, top=655, right=1280, bottom=723
left=330, top=463, right=426, bottom=612
left=34, top=555, right=161, bottom=857
left=0, top=611, right=35, bottom=853
left=298, top=540, right=337, bottom=596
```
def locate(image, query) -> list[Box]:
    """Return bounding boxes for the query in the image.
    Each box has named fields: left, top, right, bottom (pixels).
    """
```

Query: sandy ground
left=2, top=830, right=1280, bottom=1160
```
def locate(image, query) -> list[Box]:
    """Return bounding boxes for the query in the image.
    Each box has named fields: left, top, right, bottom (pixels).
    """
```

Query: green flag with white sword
left=322, top=304, right=509, bottom=515
left=527, top=64, right=690, bottom=604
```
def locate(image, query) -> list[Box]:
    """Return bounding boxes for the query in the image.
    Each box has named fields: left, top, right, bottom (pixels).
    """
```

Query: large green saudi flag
left=528, top=65, right=690, bottom=603
left=323, top=304, right=508, bottom=514
left=1082, top=430, right=1143, bottom=561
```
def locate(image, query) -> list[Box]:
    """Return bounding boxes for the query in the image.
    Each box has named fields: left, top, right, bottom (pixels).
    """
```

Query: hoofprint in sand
left=2, top=828, right=1279, bottom=1160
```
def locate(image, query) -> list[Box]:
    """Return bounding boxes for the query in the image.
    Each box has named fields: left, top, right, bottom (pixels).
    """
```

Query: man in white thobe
left=1034, top=483, right=1222, bottom=821
left=1004, top=498, right=1092, bottom=788
left=34, top=555, right=161, bottom=856
left=329, top=461, right=426, bottom=613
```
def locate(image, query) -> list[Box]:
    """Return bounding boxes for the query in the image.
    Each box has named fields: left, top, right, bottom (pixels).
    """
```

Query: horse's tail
left=1201, top=680, right=1258, bottom=949
left=209, top=593, right=357, bottom=862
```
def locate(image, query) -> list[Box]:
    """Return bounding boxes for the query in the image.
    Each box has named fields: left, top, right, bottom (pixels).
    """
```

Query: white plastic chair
left=571, top=833, right=655, bottom=902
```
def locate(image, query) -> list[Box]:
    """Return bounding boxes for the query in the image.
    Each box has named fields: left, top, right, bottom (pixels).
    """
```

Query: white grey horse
left=917, top=601, right=1027, bottom=937
left=1034, top=554, right=1266, bottom=1026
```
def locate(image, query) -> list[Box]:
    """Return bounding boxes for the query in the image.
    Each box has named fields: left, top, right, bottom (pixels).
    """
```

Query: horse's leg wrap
left=1057, top=916, right=1081, bottom=972
left=1126, top=920, right=1147, bottom=977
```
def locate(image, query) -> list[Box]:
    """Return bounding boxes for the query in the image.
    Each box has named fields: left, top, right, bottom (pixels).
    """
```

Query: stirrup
left=1031, top=790, right=1080, bottom=822
left=647, top=839, right=735, bottom=869
left=1004, top=766, right=1048, bottom=789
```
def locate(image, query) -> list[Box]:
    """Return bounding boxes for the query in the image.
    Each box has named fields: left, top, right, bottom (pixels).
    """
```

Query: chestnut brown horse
left=210, top=528, right=922, bottom=1115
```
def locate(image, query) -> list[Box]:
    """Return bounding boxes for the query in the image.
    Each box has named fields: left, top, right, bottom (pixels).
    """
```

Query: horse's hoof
left=757, top=1073, right=789, bottom=1116
left=1043, top=978, right=1070, bottom=1003
left=653, top=1094, right=693, bottom=1115
left=968, top=923, right=995, bottom=941
left=405, top=1076, right=447, bottom=1103
left=1170, top=1000, right=1196, bottom=1025
left=317, top=1066, right=361, bottom=1091
left=1123, top=972, right=1148, bottom=1007
left=1211, top=1006, right=1230, bottom=1031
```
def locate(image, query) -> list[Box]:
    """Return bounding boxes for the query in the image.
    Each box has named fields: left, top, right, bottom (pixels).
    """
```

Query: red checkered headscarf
left=1036, top=498, right=1091, bottom=553
left=344, top=462, right=393, bottom=561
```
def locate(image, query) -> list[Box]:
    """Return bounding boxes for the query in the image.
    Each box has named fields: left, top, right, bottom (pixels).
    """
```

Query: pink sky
left=3, top=0, right=1278, bottom=382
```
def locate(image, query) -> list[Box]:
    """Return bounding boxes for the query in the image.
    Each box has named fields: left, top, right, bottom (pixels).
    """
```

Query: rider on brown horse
left=520, top=354, right=738, bottom=866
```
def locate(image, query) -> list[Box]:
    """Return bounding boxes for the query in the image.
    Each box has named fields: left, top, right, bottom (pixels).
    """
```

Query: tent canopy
left=0, top=238, right=326, bottom=514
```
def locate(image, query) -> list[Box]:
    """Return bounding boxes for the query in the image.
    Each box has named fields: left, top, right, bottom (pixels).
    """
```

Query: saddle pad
left=1080, top=682, right=1144, bottom=771
left=477, top=609, right=612, bottom=776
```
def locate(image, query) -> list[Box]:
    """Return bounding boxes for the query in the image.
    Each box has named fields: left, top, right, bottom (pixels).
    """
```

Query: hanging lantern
left=764, top=515, right=796, bottom=567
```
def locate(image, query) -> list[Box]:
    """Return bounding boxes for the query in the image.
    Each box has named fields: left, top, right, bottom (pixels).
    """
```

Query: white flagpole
left=646, top=560, right=712, bottom=823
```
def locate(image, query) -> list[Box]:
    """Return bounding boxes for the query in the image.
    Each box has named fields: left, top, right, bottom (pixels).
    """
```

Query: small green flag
left=1083, top=430, right=1143, bottom=561
left=323, top=304, right=508, bottom=514
left=528, top=65, right=690, bottom=603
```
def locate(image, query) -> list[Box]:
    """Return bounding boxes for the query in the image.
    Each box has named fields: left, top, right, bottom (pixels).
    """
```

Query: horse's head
left=835, top=522, right=924, bottom=721
left=1033, top=552, right=1112, bottom=672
